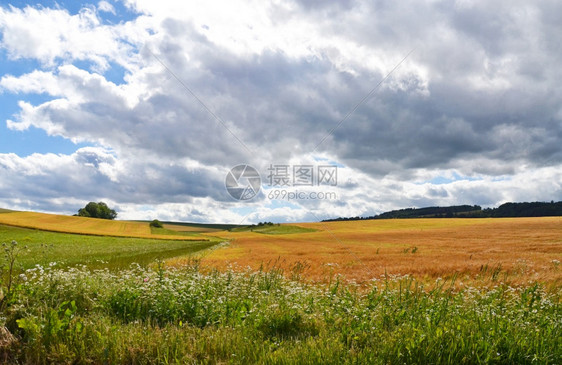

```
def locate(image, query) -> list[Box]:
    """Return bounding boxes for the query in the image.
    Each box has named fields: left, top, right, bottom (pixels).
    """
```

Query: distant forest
left=323, top=201, right=562, bottom=222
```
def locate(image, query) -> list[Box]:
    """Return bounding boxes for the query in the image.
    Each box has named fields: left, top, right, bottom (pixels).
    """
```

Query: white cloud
left=98, top=1, right=116, bottom=14
left=0, top=5, right=150, bottom=71
left=0, top=70, right=61, bottom=95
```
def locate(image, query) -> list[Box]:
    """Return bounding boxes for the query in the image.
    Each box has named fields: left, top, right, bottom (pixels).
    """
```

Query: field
left=0, top=211, right=205, bottom=240
left=195, top=217, right=562, bottom=287
left=0, top=213, right=560, bottom=363
left=0, top=225, right=218, bottom=269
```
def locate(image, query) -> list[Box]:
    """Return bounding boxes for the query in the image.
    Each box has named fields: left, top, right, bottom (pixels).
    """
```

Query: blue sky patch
left=417, top=172, right=483, bottom=185
left=0, top=126, right=86, bottom=156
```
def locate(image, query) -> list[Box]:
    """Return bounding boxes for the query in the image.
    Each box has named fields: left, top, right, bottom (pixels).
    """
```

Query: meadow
left=0, top=225, right=218, bottom=270
left=1, top=262, right=560, bottom=363
left=0, top=212, right=560, bottom=363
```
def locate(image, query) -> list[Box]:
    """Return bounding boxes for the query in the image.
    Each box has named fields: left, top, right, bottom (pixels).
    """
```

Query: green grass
left=0, top=263, right=559, bottom=364
left=0, top=208, right=14, bottom=214
left=0, top=225, right=219, bottom=270
left=163, top=221, right=242, bottom=231
left=149, top=226, right=201, bottom=237
left=137, top=220, right=242, bottom=231
left=231, top=224, right=318, bottom=235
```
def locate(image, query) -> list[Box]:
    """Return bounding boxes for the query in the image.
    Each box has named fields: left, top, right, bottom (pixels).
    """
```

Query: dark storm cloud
left=293, top=0, right=562, bottom=176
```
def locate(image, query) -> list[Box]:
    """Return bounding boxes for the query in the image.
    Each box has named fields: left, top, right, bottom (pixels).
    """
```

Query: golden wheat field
left=0, top=211, right=202, bottom=240
left=185, top=217, right=562, bottom=286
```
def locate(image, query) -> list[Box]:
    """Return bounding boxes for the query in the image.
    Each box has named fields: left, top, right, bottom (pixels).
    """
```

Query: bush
left=149, top=220, right=164, bottom=228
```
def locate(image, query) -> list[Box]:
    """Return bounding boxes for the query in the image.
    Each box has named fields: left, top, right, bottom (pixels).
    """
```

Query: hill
left=0, top=210, right=207, bottom=240
left=323, top=201, right=562, bottom=221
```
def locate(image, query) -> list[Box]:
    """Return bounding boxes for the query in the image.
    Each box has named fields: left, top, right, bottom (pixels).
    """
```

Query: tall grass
left=0, top=261, right=559, bottom=364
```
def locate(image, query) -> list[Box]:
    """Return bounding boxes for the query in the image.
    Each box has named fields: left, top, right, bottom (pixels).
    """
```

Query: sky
left=0, top=0, right=561, bottom=223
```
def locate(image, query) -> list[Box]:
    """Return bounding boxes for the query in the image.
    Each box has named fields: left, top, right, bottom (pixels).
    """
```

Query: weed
left=403, top=246, right=418, bottom=254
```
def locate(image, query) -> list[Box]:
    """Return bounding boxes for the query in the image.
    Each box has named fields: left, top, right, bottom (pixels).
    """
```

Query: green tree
left=77, top=202, right=117, bottom=220
left=149, top=219, right=163, bottom=228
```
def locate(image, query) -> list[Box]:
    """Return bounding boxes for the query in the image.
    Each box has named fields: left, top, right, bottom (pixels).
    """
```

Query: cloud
left=0, top=4, right=148, bottom=71
left=0, top=0, right=561, bottom=222
left=98, top=1, right=116, bottom=14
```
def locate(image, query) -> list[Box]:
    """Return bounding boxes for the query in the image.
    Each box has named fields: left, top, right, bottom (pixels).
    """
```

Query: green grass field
left=149, top=226, right=202, bottom=237
left=230, top=224, right=318, bottom=235
left=0, top=225, right=219, bottom=270
left=137, top=220, right=241, bottom=232
left=163, top=221, right=242, bottom=231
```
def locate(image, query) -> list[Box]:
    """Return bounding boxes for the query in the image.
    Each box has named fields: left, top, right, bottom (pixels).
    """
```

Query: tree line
left=323, top=201, right=562, bottom=222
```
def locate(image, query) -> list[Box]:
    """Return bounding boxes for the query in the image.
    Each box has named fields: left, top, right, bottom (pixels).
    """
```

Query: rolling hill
left=0, top=210, right=207, bottom=240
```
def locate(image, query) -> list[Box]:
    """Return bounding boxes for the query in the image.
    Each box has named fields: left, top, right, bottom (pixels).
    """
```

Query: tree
left=149, top=219, right=164, bottom=228
left=77, top=202, right=117, bottom=220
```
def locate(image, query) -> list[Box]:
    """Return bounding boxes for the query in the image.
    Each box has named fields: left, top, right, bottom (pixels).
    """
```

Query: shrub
left=149, top=220, right=164, bottom=228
